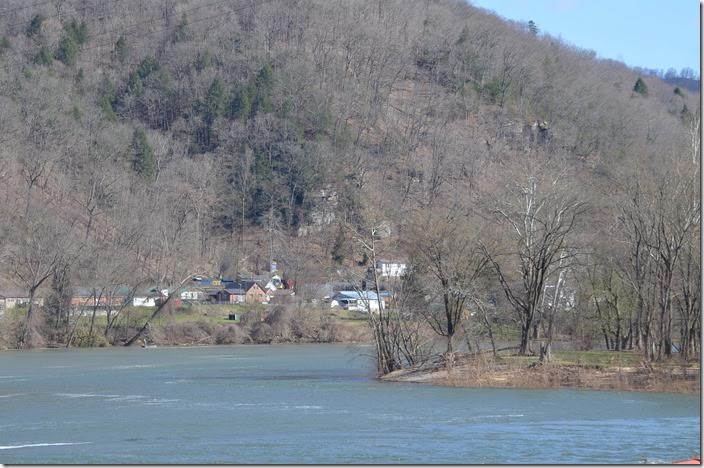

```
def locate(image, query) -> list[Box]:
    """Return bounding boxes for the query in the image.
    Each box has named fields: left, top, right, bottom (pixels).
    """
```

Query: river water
left=0, top=344, right=699, bottom=464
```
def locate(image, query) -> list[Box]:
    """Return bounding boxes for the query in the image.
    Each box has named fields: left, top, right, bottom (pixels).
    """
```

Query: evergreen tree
left=527, top=20, right=538, bottom=35
left=131, top=128, right=155, bottom=179
left=26, top=14, right=45, bottom=38
left=204, top=77, right=226, bottom=124
left=228, top=86, right=251, bottom=120
left=137, top=56, right=159, bottom=79
left=249, top=65, right=274, bottom=115
left=255, top=64, right=273, bottom=90
left=172, top=13, right=188, bottom=43
left=195, top=49, right=211, bottom=72
left=127, top=71, right=144, bottom=96
left=0, top=37, right=11, bottom=56
left=64, top=18, right=88, bottom=44
left=33, top=45, right=52, bottom=66
left=97, top=75, right=117, bottom=120
left=114, top=35, right=128, bottom=64
left=55, top=35, right=78, bottom=66
left=331, top=227, right=346, bottom=264
left=71, top=105, right=82, bottom=121
left=633, top=77, right=648, bottom=96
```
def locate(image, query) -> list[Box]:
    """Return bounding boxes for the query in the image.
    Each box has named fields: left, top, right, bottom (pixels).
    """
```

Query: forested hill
left=0, top=0, right=698, bottom=291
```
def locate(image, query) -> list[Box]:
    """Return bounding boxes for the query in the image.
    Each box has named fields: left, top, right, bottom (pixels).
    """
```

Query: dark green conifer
left=131, top=128, right=155, bottom=179
left=633, top=77, right=648, bottom=96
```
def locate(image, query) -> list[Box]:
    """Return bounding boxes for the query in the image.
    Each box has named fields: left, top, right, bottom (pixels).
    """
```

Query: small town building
left=245, top=282, right=270, bottom=304
left=132, top=287, right=166, bottom=307
left=331, top=291, right=384, bottom=313
left=180, top=287, right=205, bottom=302
left=0, top=289, right=38, bottom=310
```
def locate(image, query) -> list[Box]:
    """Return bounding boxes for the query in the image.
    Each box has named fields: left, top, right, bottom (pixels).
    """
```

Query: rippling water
left=0, top=344, right=699, bottom=463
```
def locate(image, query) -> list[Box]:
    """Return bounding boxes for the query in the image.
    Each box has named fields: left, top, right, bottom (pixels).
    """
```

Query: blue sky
left=468, top=0, right=700, bottom=75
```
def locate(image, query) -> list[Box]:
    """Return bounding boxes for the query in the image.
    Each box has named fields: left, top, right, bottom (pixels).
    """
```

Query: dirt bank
left=381, top=354, right=700, bottom=394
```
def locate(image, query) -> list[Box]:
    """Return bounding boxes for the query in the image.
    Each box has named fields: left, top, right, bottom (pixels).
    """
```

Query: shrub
left=214, top=324, right=250, bottom=344
left=250, top=322, right=274, bottom=343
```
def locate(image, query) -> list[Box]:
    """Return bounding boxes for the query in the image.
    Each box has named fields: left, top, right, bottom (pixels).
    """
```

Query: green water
left=0, top=344, right=699, bottom=463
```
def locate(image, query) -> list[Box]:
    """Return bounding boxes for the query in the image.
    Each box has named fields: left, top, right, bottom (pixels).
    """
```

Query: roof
left=225, top=288, right=246, bottom=295
left=335, top=291, right=381, bottom=301
left=134, top=286, right=164, bottom=297
left=0, top=288, right=28, bottom=298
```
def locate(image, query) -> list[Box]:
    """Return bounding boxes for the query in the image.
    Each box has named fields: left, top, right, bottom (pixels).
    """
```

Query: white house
left=132, top=287, right=164, bottom=307
left=376, top=260, right=407, bottom=278
left=332, top=291, right=385, bottom=313
left=0, top=289, right=40, bottom=310
left=180, top=288, right=205, bottom=302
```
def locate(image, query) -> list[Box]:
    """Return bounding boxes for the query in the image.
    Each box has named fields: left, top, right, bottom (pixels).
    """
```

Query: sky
left=468, top=0, right=700, bottom=75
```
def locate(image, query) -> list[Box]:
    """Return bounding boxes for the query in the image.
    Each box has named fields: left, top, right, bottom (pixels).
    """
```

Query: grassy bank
left=381, top=351, right=700, bottom=394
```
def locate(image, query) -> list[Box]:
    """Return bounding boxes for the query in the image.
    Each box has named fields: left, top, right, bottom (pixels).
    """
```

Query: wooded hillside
left=0, top=0, right=699, bottom=358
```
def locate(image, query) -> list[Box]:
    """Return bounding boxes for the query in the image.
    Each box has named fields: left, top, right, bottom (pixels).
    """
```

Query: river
left=0, top=344, right=699, bottom=464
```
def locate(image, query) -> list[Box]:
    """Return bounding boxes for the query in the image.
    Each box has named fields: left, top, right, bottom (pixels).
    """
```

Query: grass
left=329, top=308, right=368, bottom=322
left=552, top=350, right=644, bottom=368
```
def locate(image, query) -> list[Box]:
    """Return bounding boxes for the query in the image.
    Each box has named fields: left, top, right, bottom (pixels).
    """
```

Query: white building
left=331, top=291, right=385, bottom=313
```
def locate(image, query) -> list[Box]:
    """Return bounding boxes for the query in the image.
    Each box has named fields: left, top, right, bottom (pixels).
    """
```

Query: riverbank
left=381, top=352, right=701, bottom=394
left=0, top=305, right=373, bottom=350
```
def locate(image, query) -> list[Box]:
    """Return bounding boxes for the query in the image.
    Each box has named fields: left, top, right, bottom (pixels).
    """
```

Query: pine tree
left=127, top=71, right=144, bottom=96
left=172, top=13, right=188, bottom=43
left=228, top=87, right=251, bottom=120
left=64, top=18, right=88, bottom=44
left=131, top=128, right=155, bottom=179
left=528, top=20, right=538, bottom=35
left=114, top=35, right=128, bottom=64
left=204, top=77, right=226, bottom=124
left=137, top=56, right=159, bottom=79
left=255, top=64, right=273, bottom=89
left=195, top=49, right=211, bottom=72
left=26, top=14, right=44, bottom=38
left=97, top=75, right=117, bottom=120
left=55, top=35, right=78, bottom=66
left=33, top=45, right=52, bottom=66
left=331, top=227, right=346, bottom=264
left=0, top=37, right=11, bottom=56
left=633, top=77, right=648, bottom=96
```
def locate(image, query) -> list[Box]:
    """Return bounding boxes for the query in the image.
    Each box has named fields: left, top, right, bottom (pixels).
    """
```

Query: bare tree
left=485, top=164, right=586, bottom=356
left=407, top=207, right=490, bottom=357
left=6, top=207, right=81, bottom=348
